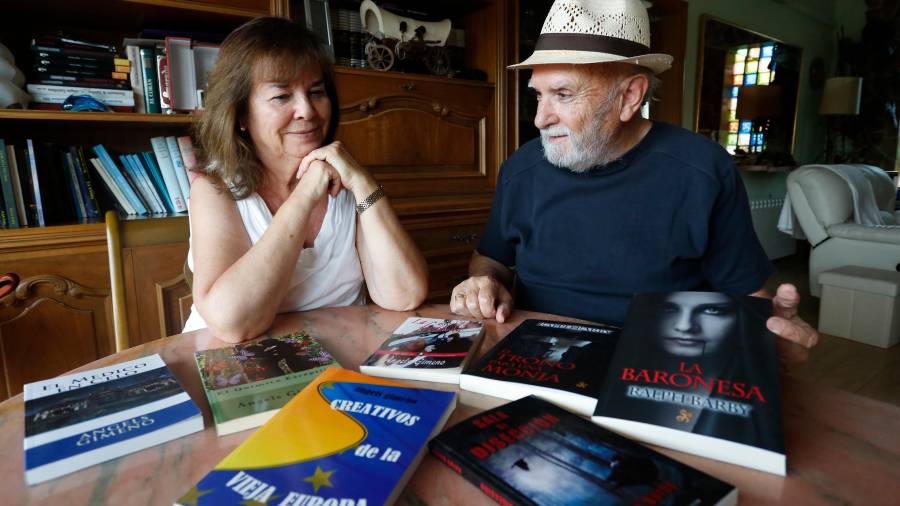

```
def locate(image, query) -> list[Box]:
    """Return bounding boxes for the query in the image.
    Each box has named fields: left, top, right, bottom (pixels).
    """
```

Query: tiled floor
left=767, top=246, right=900, bottom=407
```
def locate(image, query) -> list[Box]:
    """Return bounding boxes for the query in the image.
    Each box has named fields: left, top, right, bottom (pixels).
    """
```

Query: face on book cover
left=657, top=292, right=737, bottom=358
left=244, top=64, right=331, bottom=163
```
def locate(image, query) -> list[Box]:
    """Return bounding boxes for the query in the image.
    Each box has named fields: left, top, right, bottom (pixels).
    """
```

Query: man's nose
left=534, top=99, right=557, bottom=130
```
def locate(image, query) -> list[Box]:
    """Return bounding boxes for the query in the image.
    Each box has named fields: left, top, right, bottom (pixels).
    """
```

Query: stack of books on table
left=23, top=292, right=786, bottom=505
left=26, top=35, right=134, bottom=112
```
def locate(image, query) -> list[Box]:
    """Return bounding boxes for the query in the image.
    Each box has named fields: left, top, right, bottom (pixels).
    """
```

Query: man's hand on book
left=450, top=276, right=514, bottom=323
left=766, top=284, right=819, bottom=364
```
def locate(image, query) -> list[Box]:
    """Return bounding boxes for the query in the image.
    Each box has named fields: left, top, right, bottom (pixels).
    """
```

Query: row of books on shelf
left=0, top=135, right=194, bottom=228
left=25, top=34, right=219, bottom=114
left=24, top=291, right=782, bottom=505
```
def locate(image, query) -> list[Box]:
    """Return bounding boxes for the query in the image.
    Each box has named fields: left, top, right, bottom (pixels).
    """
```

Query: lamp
left=736, top=85, right=783, bottom=154
left=820, top=76, right=862, bottom=162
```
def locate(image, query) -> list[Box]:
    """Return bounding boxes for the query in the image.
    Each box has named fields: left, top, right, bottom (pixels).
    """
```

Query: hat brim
left=508, top=50, right=673, bottom=74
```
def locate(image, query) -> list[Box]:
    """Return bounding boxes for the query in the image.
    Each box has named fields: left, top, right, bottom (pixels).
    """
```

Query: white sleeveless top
left=182, top=189, right=365, bottom=332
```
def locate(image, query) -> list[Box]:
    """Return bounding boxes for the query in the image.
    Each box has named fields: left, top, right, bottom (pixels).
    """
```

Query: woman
left=184, top=17, right=428, bottom=342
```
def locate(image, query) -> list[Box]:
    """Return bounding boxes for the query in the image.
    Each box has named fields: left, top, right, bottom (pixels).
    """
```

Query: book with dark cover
left=430, top=396, right=737, bottom=506
left=360, top=317, right=485, bottom=383
left=593, top=292, right=785, bottom=475
left=175, top=368, right=456, bottom=506
left=24, top=354, right=202, bottom=485
left=70, top=146, right=101, bottom=219
left=0, top=139, right=20, bottom=228
left=460, top=319, right=621, bottom=415
left=194, top=331, right=338, bottom=436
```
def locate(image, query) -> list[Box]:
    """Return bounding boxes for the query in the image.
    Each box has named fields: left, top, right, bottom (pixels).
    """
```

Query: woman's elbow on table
left=370, top=274, right=428, bottom=312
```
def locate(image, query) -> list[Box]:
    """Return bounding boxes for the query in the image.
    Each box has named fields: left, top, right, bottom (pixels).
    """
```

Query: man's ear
left=618, top=73, right=649, bottom=122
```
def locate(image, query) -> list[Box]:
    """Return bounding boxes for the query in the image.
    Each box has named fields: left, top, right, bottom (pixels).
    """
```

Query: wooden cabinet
left=111, top=215, right=192, bottom=348
left=334, top=68, right=501, bottom=300
left=329, top=0, right=510, bottom=300
left=0, top=225, right=113, bottom=399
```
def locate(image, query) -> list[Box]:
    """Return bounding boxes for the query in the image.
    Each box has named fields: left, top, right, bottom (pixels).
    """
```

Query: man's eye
left=557, top=92, right=571, bottom=100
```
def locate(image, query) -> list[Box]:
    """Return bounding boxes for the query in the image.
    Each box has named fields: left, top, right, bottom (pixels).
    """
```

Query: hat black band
left=535, top=33, right=650, bottom=57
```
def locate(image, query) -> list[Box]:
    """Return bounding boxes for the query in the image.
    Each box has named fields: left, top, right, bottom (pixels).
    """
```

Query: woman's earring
left=239, top=125, right=246, bottom=132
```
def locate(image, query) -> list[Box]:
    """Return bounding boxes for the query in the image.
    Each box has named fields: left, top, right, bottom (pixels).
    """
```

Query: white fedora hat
left=510, top=0, right=673, bottom=74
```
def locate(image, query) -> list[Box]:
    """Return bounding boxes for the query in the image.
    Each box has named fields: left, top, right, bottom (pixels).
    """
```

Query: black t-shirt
left=477, top=122, right=774, bottom=325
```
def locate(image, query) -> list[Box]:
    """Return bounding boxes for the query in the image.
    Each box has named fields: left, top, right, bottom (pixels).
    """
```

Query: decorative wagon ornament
left=359, top=0, right=453, bottom=76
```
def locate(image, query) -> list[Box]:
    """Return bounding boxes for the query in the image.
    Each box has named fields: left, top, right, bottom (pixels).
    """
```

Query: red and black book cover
left=594, top=292, right=785, bottom=475
left=430, top=396, right=737, bottom=506
left=460, top=319, right=620, bottom=414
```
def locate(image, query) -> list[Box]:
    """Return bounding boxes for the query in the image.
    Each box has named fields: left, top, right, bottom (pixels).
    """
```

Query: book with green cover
left=194, top=331, right=339, bottom=436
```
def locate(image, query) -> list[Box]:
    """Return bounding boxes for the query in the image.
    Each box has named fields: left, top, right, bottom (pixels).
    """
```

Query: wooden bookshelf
left=0, top=110, right=194, bottom=124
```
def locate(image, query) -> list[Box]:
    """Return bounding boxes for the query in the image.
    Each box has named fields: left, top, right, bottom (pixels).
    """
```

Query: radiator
left=749, top=198, right=797, bottom=260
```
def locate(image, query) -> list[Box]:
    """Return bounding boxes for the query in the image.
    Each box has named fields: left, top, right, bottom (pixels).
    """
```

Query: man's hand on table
left=450, top=276, right=514, bottom=323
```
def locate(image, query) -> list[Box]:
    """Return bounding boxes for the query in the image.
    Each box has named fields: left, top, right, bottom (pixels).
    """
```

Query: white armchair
left=786, top=164, right=900, bottom=296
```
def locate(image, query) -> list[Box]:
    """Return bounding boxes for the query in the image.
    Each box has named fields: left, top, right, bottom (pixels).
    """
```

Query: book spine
left=165, top=136, right=191, bottom=203
left=0, top=139, right=20, bottom=228
left=88, top=158, right=134, bottom=215
left=125, top=45, right=146, bottom=113
left=156, top=46, right=172, bottom=114
left=33, top=66, right=128, bottom=80
left=26, top=84, right=135, bottom=106
left=6, top=144, right=28, bottom=226
left=31, top=49, right=121, bottom=65
left=63, top=152, right=87, bottom=220
left=71, top=147, right=100, bottom=218
left=176, top=136, right=198, bottom=175
left=92, top=145, right=147, bottom=215
left=149, top=137, right=187, bottom=212
left=118, top=155, right=155, bottom=214
left=25, top=140, right=45, bottom=226
left=31, top=44, right=116, bottom=60
left=129, top=154, right=166, bottom=213
left=31, top=78, right=129, bottom=90
left=16, top=146, right=37, bottom=225
left=140, top=47, right=161, bottom=113
left=32, top=36, right=117, bottom=54
left=430, top=442, right=535, bottom=506
left=33, top=55, right=121, bottom=71
left=140, top=152, right=174, bottom=213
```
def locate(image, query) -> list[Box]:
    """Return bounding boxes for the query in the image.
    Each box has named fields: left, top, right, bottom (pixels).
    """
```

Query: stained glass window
left=719, top=42, right=777, bottom=154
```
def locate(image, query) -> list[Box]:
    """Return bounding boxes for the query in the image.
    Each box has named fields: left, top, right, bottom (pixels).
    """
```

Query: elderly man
left=450, top=0, right=818, bottom=357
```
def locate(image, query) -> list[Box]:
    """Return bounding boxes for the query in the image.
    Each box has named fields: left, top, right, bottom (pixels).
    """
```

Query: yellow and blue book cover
left=175, top=368, right=457, bottom=506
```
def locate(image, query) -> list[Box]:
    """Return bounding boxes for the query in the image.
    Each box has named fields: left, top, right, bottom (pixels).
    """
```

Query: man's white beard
left=540, top=89, right=621, bottom=173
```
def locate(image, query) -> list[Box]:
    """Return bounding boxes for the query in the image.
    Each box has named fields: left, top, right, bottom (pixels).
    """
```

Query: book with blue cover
left=23, top=354, right=203, bottom=485
left=175, top=368, right=457, bottom=506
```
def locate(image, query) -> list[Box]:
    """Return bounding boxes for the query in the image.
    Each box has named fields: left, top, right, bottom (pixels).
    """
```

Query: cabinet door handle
left=401, top=82, right=416, bottom=92
left=0, top=272, right=20, bottom=299
left=359, top=97, right=378, bottom=113
left=432, top=103, right=449, bottom=117
left=451, top=232, right=479, bottom=244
